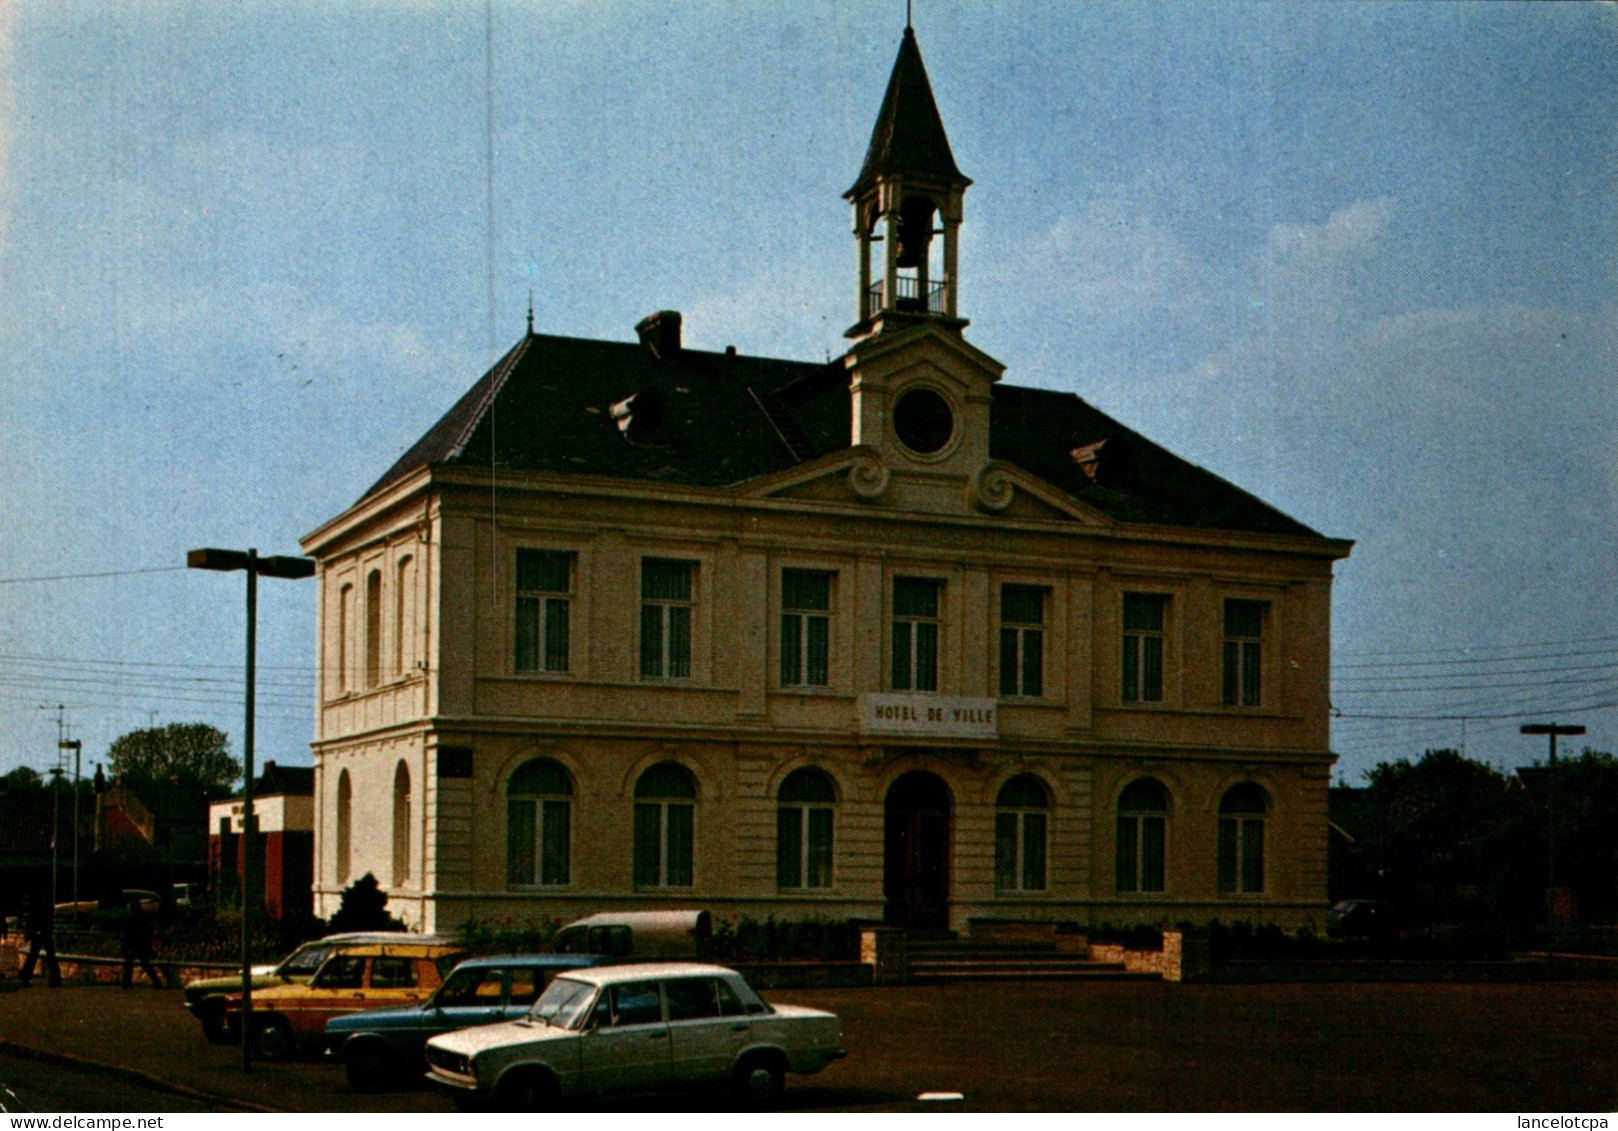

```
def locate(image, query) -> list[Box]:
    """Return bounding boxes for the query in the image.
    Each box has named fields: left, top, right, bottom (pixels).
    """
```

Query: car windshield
left=278, top=944, right=332, bottom=977
left=528, top=977, right=595, bottom=1029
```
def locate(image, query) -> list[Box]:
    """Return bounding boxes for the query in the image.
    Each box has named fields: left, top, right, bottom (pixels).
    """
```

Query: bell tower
left=846, top=27, right=972, bottom=340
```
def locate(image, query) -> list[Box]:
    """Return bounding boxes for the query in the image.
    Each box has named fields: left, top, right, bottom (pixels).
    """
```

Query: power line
left=1335, top=671, right=1618, bottom=695
left=1336, top=632, right=1618, bottom=660
left=0, top=566, right=191, bottom=585
left=1335, top=700, right=1618, bottom=723
left=1335, top=645, right=1618, bottom=672
left=0, top=653, right=320, bottom=675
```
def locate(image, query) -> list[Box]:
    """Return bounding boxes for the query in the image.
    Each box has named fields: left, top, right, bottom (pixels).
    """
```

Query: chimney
left=636, top=310, right=682, bottom=361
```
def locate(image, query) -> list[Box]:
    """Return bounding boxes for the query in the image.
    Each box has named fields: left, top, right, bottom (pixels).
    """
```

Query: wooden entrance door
left=884, top=770, right=952, bottom=929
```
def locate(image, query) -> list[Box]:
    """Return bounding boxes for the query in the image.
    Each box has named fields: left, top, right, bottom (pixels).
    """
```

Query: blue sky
left=1, top=1, right=1614, bottom=785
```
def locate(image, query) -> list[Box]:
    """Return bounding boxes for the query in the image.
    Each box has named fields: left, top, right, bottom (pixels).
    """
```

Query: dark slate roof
left=256, top=761, right=314, bottom=798
left=363, top=327, right=1322, bottom=540
left=846, top=28, right=969, bottom=199
left=366, top=334, right=838, bottom=499
left=987, top=385, right=1320, bottom=537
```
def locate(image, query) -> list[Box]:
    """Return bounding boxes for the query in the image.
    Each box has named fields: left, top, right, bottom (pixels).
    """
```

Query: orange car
left=227, top=940, right=468, bottom=1060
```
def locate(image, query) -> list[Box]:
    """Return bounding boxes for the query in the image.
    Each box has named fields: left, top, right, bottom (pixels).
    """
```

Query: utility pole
left=1520, top=723, right=1584, bottom=892
left=1521, top=722, right=1585, bottom=952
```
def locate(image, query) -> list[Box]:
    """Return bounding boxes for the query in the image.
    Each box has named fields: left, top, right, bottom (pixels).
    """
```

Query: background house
left=209, top=760, right=315, bottom=922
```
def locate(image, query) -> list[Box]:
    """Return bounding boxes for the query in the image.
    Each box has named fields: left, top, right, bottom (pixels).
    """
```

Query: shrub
left=327, top=873, right=407, bottom=934
left=709, top=916, right=859, bottom=961
left=457, top=916, right=560, bottom=955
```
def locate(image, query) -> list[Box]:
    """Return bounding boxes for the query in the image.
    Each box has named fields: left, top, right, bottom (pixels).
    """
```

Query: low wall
left=1090, top=931, right=1211, bottom=982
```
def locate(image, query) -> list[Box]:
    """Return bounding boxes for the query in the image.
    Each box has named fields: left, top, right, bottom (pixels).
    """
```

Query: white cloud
left=1267, top=197, right=1396, bottom=263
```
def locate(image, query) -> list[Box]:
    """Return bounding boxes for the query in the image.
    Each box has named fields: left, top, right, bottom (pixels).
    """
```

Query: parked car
left=324, top=953, right=612, bottom=1091
left=424, top=962, right=845, bottom=1109
left=184, top=932, right=456, bottom=1044
left=550, top=909, right=711, bottom=960
left=226, top=939, right=468, bottom=1060
left=1325, top=898, right=1399, bottom=940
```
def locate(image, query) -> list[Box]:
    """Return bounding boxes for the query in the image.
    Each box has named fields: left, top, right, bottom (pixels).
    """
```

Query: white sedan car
left=424, top=962, right=845, bottom=1108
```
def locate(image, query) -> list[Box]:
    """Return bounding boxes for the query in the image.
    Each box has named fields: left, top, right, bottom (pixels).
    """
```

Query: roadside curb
left=0, top=1040, right=279, bottom=1113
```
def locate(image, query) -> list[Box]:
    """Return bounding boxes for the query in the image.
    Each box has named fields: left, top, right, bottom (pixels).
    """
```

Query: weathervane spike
left=527, top=290, right=535, bottom=334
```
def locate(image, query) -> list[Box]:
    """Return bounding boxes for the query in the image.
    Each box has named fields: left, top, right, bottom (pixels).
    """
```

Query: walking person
left=18, top=888, right=60, bottom=988
left=120, top=897, right=162, bottom=989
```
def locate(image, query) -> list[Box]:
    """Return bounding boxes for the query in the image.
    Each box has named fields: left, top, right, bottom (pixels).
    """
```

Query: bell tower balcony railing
left=865, top=276, right=948, bottom=319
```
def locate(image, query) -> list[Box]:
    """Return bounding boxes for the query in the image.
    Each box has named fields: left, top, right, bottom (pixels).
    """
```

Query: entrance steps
left=903, top=934, right=1162, bottom=982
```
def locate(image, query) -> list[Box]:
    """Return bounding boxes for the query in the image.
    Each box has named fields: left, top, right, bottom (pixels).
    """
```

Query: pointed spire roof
left=846, top=27, right=970, bottom=200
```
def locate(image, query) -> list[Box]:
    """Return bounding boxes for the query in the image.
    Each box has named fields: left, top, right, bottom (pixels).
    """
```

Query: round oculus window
left=892, top=388, right=954, bottom=455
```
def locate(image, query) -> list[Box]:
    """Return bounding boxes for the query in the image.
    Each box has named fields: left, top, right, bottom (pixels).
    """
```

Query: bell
left=895, top=197, right=936, bottom=268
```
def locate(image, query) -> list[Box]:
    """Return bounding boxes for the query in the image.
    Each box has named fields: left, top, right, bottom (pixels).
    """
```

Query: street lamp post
left=187, top=547, right=314, bottom=1071
left=48, top=764, right=63, bottom=910
left=59, top=740, right=82, bottom=921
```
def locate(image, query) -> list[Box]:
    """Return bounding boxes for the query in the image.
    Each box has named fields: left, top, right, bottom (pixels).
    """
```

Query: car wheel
left=732, top=1053, right=785, bottom=1106
left=345, top=1044, right=396, bottom=1092
left=198, top=1003, right=231, bottom=1045
left=495, top=1068, right=558, bottom=1111
left=250, top=1016, right=296, bottom=1061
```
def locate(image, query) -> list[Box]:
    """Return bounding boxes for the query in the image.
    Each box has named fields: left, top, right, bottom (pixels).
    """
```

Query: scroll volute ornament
left=847, top=451, right=892, bottom=500
left=970, top=462, right=1015, bottom=513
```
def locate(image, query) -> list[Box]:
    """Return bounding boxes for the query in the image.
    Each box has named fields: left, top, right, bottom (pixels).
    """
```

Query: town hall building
left=300, top=28, right=1351, bottom=934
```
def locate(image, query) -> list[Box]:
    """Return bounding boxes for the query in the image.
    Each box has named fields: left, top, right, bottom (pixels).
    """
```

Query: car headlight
left=426, top=1045, right=472, bottom=1076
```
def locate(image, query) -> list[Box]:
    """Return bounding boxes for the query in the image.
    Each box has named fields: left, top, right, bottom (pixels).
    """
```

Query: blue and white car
left=424, top=963, right=845, bottom=1108
left=324, top=952, right=607, bottom=1090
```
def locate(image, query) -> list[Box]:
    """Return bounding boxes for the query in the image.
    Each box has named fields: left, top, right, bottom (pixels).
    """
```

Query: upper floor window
left=1218, top=782, right=1268, bottom=894
left=781, top=569, right=832, bottom=688
left=1122, top=593, right=1166, bottom=703
left=995, top=774, right=1050, bottom=893
left=516, top=550, right=572, bottom=674
left=337, top=582, right=354, bottom=694
left=1115, top=777, right=1168, bottom=893
left=395, top=556, right=415, bottom=677
left=634, top=761, right=696, bottom=887
left=365, top=570, right=382, bottom=688
left=999, top=585, right=1046, bottom=698
left=1222, top=599, right=1267, bottom=707
left=777, top=767, right=836, bottom=890
left=891, top=577, right=941, bottom=691
left=641, top=558, right=695, bottom=680
left=507, top=758, right=572, bottom=888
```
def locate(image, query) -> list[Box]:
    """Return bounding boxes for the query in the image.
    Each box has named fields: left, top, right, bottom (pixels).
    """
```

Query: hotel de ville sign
left=857, top=694, right=1000, bottom=739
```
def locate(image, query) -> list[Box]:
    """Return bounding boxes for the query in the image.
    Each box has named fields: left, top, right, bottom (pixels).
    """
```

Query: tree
left=1520, top=748, right=1618, bottom=924
left=106, top=723, right=240, bottom=797
left=0, top=766, right=43, bottom=793
left=1362, top=748, right=1532, bottom=926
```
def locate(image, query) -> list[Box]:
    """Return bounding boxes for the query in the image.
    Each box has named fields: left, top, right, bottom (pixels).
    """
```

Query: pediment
left=738, top=449, right=1113, bottom=527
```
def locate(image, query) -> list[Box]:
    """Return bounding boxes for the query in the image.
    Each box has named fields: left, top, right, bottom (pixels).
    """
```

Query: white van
left=551, top=910, right=712, bottom=961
